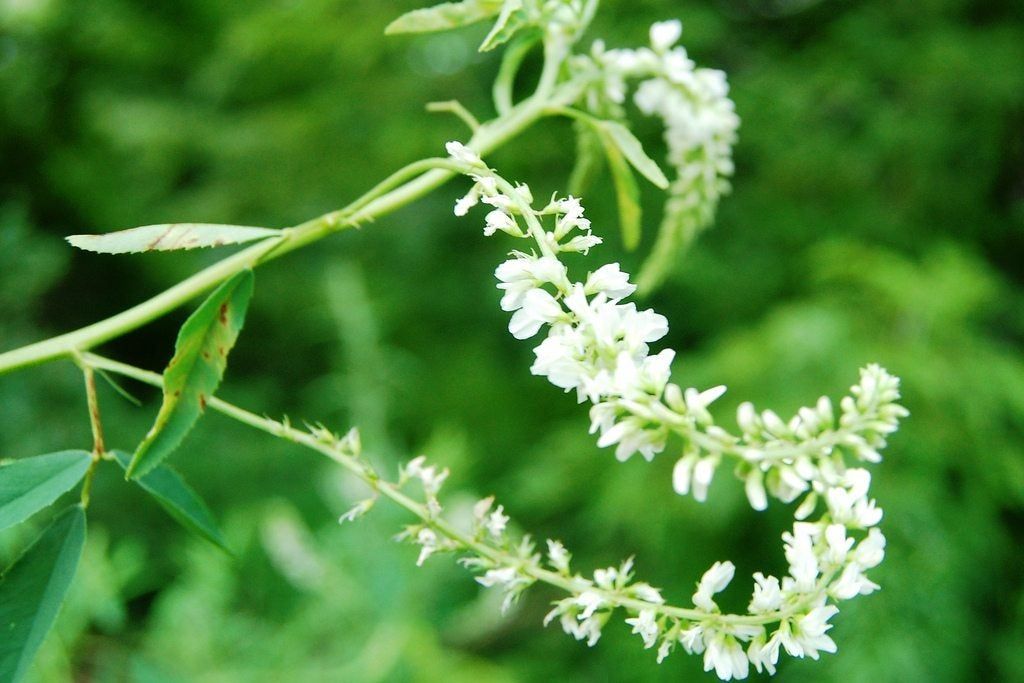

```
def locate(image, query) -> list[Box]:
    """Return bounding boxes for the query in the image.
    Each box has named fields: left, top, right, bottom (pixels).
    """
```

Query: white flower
left=824, top=524, right=853, bottom=566
left=476, top=565, right=518, bottom=588
left=747, top=634, right=776, bottom=675
left=584, top=263, right=636, bottom=300
left=554, top=196, right=592, bottom=238
left=508, top=288, right=564, bottom=339
left=575, top=590, right=606, bottom=620
left=595, top=413, right=668, bottom=462
left=402, top=456, right=449, bottom=496
left=625, top=609, right=660, bottom=648
left=338, top=497, right=375, bottom=524
left=560, top=233, right=603, bottom=254
left=632, top=583, right=665, bottom=604
left=416, top=528, right=439, bottom=566
left=454, top=189, right=479, bottom=216
left=703, top=631, right=748, bottom=681
left=494, top=256, right=567, bottom=311
left=744, top=467, right=768, bottom=511
left=679, top=623, right=706, bottom=654
left=485, top=505, right=509, bottom=539
left=650, top=20, right=683, bottom=51
left=853, top=527, right=886, bottom=569
left=783, top=523, right=820, bottom=593
left=484, top=209, right=519, bottom=237
left=593, top=566, right=618, bottom=589
left=693, top=560, right=735, bottom=612
left=546, top=539, right=571, bottom=573
left=791, top=605, right=839, bottom=659
left=825, top=471, right=883, bottom=528
left=445, top=140, right=482, bottom=166
left=831, top=563, right=880, bottom=600
left=748, top=572, right=782, bottom=614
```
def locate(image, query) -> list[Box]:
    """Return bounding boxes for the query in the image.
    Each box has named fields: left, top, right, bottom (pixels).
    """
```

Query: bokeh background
left=2, top=0, right=1023, bottom=680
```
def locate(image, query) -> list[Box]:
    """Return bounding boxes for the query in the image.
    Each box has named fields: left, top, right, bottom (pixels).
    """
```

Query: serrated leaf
left=66, top=224, right=281, bottom=255
left=600, top=120, right=669, bottom=189
left=112, top=451, right=228, bottom=552
left=0, top=505, right=86, bottom=683
left=385, top=0, right=503, bottom=35
left=126, top=270, right=255, bottom=479
left=0, top=451, right=92, bottom=532
left=599, top=135, right=643, bottom=251
left=479, top=2, right=527, bottom=52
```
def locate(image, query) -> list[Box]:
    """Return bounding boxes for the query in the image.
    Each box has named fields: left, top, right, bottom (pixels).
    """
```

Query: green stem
left=78, top=364, right=105, bottom=508
left=81, top=351, right=824, bottom=628
left=0, top=77, right=591, bottom=377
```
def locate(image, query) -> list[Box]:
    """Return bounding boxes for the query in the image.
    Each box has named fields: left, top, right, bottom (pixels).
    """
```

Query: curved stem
left=0, top=76, right=589, bottom=377
left=81, top=351, right=826, bottom=629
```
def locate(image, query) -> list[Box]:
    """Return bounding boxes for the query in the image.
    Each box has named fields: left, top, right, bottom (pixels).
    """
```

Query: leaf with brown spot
left=126, top=270, right=255, bottom=479
left=65, top=224, right=281, bottom=255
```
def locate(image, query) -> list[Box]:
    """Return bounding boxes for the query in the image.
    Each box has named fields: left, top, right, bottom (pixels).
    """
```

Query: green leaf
left=599, top=120, right=670, bottom=189
left=479, top=2, right=527, bottom=52
left=0, top=451, right=92, bottom=532
left=126, top=270, right=255, bottom=479
left=568, top=121, right=606, bottom=197
left=599, top=135, right=643, bottom=251
left=385, top=0, right=503, bottom=35
left=66, top=224, right=281, bottom=255
left=112, top=451, right=228, bottom=551
left=492, top=30, right=541, bottom=115
left=0, top=505, right=86, bottom=683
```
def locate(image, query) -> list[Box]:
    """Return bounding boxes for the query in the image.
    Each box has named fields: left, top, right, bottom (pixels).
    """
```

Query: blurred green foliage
left=1, top=0, right=1023, bottom=680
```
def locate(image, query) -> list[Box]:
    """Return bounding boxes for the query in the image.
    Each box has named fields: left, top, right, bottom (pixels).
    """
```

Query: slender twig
left=426, top=101, right=481, bottom=132
left=0, top=75, right=592, bottom=376
left=80, top=351, right=829, bottom=628
left=78, top=363, right=106, bottom=507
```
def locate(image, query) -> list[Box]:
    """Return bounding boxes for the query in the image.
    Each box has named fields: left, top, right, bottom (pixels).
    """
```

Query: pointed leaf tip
left=127, top=270, right=255, bottom=479
left=0, top=451, right=92, bottom=532
left=113, top=451, right=229, bottom=552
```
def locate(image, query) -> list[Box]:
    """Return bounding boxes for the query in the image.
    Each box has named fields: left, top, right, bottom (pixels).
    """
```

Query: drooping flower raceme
left=440, top=141, right=907, bottom=679
left=578, top=19, right=741, bottom=288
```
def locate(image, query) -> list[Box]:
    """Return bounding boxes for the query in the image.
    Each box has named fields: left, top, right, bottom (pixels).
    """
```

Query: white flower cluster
left=390, top=451, right=888, bottom=680
left=581, top=20, right=739, bottom=285
left=441, top=146, right=907, bottom=678
left=450, top=142, right=683, bottom=464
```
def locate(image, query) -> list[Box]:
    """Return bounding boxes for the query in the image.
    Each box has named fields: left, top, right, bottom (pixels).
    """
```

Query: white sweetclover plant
left=434, top=141, right=905, bottom=678
left=0, top=2, right=905, bottom=680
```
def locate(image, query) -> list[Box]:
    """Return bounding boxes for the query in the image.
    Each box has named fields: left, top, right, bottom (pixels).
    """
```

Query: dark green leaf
left=66, top=224, right=281, bottom=255
left=112, top=451, right=228, bottom=551
left=568, top=121, right=606, bottom=197
left=0, top=505, right=86, bottom=683
left=599, top=135, right=643, bottom=251
left=127, top=270, right=255, bottom=479
left=385, top=0, right=503, bottom=35
left=0, top=451, right=92, bottom=531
